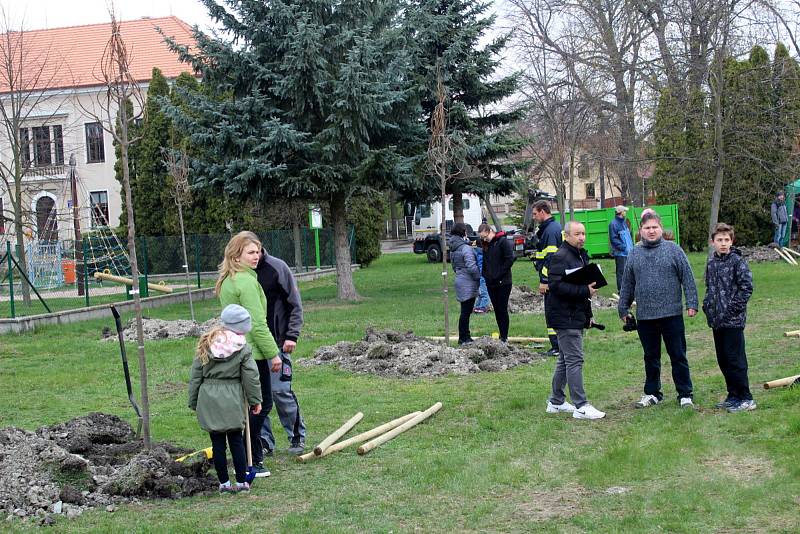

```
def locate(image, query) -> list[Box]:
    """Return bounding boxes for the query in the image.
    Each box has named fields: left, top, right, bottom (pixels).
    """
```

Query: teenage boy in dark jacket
left=478, top=223, right=515, bottom=342
left=702, top=223, right=756, bottom=412
left=255, top=248, right=307, bottom=455
left=545, top=221, right=605, bottom=420
left=533, top=200, right=563, bottom=356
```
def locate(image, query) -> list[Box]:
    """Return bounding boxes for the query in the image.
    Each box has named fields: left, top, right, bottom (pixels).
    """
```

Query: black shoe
left=458, top=337, right=474, bottom=345
left=714, top=398, right=738, bottom=409
left=542, top=348, right=559, bottom=357
left=259, top=437, right=274, bottom=456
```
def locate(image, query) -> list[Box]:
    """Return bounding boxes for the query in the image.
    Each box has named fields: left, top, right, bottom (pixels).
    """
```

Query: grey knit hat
left=220, top=304, right=252, bottom=334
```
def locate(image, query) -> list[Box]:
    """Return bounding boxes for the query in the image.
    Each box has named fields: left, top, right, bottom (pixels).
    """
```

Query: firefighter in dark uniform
left=533, top=200, right=563, bottom=356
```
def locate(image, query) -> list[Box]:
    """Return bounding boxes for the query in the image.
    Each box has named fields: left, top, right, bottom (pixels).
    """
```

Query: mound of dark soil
left=302, top=328, right=546, bottom=378
left=1, top=413, right=215, bottom=525
left=509, top=285, right=617, bottom=314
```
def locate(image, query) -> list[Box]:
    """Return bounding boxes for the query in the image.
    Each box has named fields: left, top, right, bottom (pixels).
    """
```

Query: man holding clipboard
left=544, top=221, right=607, bottom=420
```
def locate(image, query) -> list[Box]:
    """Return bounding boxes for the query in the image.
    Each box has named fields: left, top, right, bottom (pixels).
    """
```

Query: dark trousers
left=636, top=314, right=693, bottom=400
left=249, top=358, right=274, bottom=465
left=614, top=256, right=627, bottom=292
left=713, top=328, right=752, bottom=401
left=210, top=430, right=246, bottom=484
left=458, top=298, right=476, bottom=342
left=487, top=284, right=512, bottom=340
left=544, top=292, right=559, bottom=351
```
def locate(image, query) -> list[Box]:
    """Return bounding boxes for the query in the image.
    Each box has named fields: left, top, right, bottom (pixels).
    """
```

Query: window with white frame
left=85, top=123, right=105, bottom=163
left=585, top=183, right=596, bottom=199
left=89, top=190, right=109, bottom=227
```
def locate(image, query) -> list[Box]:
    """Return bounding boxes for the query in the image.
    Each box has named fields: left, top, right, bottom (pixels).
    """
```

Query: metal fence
left=1, top=228, right=353, bottom=319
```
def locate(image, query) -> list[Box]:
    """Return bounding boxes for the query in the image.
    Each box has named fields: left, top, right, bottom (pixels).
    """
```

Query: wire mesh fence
left=1, top=228, right=353, bottom=319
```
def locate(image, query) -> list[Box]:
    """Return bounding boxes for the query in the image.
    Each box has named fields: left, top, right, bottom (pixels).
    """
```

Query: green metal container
left=553, top=203, right=681, bottom=258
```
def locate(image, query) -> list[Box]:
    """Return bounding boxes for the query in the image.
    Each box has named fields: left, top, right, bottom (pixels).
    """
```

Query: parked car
left=413, top=226, right=529, bottom=263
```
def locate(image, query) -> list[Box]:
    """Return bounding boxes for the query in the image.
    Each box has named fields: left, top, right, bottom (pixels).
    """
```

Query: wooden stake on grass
left=779, top=248, right=799, bottom=265
left=775, top=247, right=796, bottom=265
left=296, top=412, right=421, bottom=463
left=313, top=412, right=363, bottom=456
left=783, top=330, right=800, bottom=337
left=763, top=374, right=800, bottom=389
left=427, top=336, right=548, bottom=344
left=783, top=247, right=800, bottom=258
left=357, top=402, right=442, bottom=455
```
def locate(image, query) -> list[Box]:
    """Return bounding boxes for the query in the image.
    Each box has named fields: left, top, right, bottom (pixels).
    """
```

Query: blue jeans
left=474, top=277, right=490, bottom=309
left=774, top=223, right=787, bottom=244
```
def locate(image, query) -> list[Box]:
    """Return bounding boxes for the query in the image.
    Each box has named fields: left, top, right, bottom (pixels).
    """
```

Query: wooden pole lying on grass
left=774, top=248, right=797, bottom=265
left=314, top=412, right=363, bottom=456
left=93, top=271, right=173, bottom=293
left=783, top=330, right=800, bottom=337
left=783, top=247, right=800, bottom=258
left=358, top=402, right=442, bottom=455
left=296, top=412, right=421, bottom=463
left=780, top=248, right=799, bottom=265
left=427, top=336, right=548, bottom=344
left=763, top=374, right=800, bottom=389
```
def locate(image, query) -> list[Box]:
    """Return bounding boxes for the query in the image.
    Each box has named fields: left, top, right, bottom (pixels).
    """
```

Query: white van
left=411, top=194, right=483, bottom=236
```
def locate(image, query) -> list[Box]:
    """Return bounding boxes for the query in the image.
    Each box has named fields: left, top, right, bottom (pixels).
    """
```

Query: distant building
left=0, top=16, right=194, bottom=241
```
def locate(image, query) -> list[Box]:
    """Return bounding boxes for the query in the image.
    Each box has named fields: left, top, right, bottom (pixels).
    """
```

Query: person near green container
left=188, top=304, right=262, bottom=493
left=608, top=205, right=633, bottom=292
left=216, top=231, right=281, bottom=477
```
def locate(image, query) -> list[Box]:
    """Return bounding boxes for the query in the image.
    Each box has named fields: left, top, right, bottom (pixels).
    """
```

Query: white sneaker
left=573, top=404, right=606, bottom=420
left=679, top=397, right=695, bottom=409
left=635, top=394, right=660, bottom=408
left=546, top=400, right=576, bottom=414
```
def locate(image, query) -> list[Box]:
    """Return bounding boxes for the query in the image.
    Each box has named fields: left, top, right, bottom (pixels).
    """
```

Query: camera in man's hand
left=622, top=314, right=638, bottom=332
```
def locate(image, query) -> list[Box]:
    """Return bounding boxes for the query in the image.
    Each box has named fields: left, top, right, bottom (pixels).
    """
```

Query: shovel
left=110, top=306, right=143, bottom=437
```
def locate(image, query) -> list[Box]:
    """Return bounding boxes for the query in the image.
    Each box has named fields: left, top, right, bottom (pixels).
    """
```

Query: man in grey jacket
left=771, top=191, right=789, bottom=245
left=255, top=248, right=306, bottom=455
left=618, top=211, right=699, bottom=409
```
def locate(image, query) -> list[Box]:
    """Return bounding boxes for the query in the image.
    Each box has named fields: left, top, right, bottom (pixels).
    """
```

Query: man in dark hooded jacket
left=255, top=248, right=307, bottom=455
left=703, top=223, right=755, bottom=412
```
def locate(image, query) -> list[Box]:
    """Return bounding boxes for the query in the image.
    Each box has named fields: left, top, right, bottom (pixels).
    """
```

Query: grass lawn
left=1, top=252, right=799, bottom=533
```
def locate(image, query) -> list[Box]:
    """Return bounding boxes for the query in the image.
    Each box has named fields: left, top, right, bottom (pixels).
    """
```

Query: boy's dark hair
left=640, top=211, right=662, bottom=226
left=711, top=222, right=735, bottom=241
left=532, top=200, right=552, bottom=214
left=451, top=222, right=467, bottom=237
left=477, top=223, right=493, bottom=234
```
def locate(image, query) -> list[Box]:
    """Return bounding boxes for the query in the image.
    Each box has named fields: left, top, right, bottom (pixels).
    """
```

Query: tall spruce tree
left=402, top=0, right=526, bottom=217
left=166, top=0, right=418, bottom=299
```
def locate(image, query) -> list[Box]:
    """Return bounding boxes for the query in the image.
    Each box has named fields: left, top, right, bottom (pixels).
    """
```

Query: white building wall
left=0, top=84, right=149, bottom=242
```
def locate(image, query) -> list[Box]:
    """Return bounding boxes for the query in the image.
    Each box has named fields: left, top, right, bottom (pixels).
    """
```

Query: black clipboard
left=562, top=263, right=608, bottom=289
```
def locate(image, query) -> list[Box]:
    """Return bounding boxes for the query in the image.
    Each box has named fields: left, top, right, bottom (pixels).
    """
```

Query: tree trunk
left=619, top=120, right=642, bottom=205
left=599, top=157, right=606, bottom=207
left=13, top=177, right=31, bottom=305
left=709, top=57, right=725, bottom=245
left=177, top=200, right=195, bottom=322
left=568, top=152, right=575, bottom=221
left=292, top=221, right=303, bottom=271
left=440, top=173, right=449, bottom=346
left=119, top=104, right=151, bottom=449
left=330, top=193, right=358, bottom=300
left=451, top=188, right=464, bottom=224
left=482, top=195, right=502, bottom=231
left=388, top=190, right=400, bottom=238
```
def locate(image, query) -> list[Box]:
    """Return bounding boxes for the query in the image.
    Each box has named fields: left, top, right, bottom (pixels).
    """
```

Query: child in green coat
left=189, top=304, right=262, bottom=493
